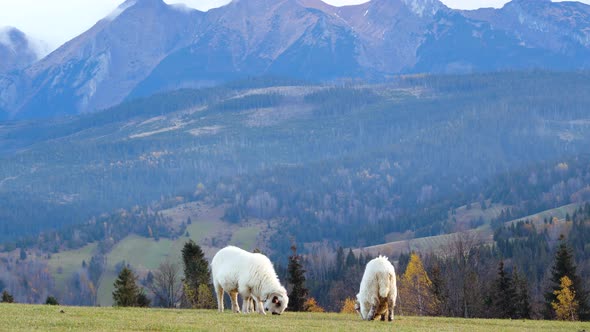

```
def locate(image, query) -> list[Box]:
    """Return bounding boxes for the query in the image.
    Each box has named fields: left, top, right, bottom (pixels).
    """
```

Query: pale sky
left=1, top=0, right=589, bottom=55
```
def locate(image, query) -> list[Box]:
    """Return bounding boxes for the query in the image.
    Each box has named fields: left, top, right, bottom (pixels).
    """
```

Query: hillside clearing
left=0, top=304, right=588, bottom=332
left=355, top=203, right=582, bottom=258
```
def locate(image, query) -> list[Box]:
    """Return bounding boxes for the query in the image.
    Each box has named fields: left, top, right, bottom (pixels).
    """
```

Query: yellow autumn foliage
left=303, top=297, right=325, bottom=312
left=551, top=276, right=579, bottom=321
left=399, top=253, right=439, bottom=316
left=340, top=297, right=357, bottom=314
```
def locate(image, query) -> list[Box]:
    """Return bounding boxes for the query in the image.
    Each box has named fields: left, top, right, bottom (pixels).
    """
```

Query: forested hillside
left=1, top=72, right=590, bottom=315
left=1, top=72, right=590, bottom=249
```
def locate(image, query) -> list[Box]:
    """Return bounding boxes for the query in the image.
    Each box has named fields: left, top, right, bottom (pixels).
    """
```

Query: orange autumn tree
left=340, top=297, right=357, bottom=314
left=303, top=297, right=325, bottom=312
left=399, top=253, right=439, bottom=316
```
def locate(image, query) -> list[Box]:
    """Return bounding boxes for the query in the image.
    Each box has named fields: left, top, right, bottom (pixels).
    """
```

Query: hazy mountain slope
left=0, top=27, right=39, bottom=74
left=463, top=0, right=590, bottom=68
left=130, top=0, right=363, bottom=97
left=414, top=11, right=558, bottom=73
left=8, top=0, right=203, bottom=119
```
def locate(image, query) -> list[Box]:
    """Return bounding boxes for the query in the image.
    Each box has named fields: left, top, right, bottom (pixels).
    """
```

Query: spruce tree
left=112, top=267, right=140, bottom=307
left=492, top=261, right=516, bottom=318
left=136, top=289, right=151, bottom=308
left=181, top=240, right=211, bottom=308
left=1, top=290, right=14, bottom=303
left=287, top=245, right=308, bottom=312
left=545, top=235, right=589, bottom=320
left=345, top=249, right=357, bottom=267
left=512, top=268, right=531, bottom=319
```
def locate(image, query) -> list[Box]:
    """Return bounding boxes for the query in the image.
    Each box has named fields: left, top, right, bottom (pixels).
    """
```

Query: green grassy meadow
left=44, top=203, right=270, bottom=306
left=47, top=243, right=99, bottom=294
left=1, top=304, right=589, bottom=332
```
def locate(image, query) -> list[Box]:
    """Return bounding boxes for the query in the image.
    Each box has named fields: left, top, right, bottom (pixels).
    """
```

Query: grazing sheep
left=211, top=245, right=289, bottom=315
left=356, top=255, right=397, bottom=321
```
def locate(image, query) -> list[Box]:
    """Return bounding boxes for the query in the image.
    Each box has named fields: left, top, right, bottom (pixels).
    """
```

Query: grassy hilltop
left=1, top=304, right=589, bottom=332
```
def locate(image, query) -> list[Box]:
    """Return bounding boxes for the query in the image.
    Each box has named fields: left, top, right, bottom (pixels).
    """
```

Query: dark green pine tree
left=1, top=290, right=14, bottom=303
left=345, top=249, right=357, bottom=267
left=287, top=245, right=308, bottom=312
left=512, top=268, right=531, bottom=319
left=181, top=240, right=211, bottom=307
left=45, top=296, right=59, bottom=305
left=112, top=267, right=140, bottom=307
left=136, top=289, right=151, bottom=308
left=492, top=261, right=516, bottom=318
left=545, top=235, right=589, bottom=320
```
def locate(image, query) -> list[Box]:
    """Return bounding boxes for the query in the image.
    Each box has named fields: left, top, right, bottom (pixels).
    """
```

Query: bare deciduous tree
left=150, top=262, right=182, bottom=308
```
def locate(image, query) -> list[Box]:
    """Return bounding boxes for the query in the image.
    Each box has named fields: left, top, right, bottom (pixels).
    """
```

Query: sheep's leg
left=214, top=283, right=224, bottom=312
left=239, top=286, right=252, bottom=314
left=230, top=290, right=240, bottom=313
left=367, top=305, right=377, bottom=321
left=380, top=314, right=386, bottom=321
left=388, top=296, right=395, bottom=321
left=255, top=297, right=266, bottom=315
left=242, top=295, right=251, bottom=314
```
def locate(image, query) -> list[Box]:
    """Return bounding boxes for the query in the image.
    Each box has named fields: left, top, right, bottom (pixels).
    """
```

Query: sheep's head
left=264, top=289, right=288, bottom=315
left=355, top=294, right=369, bottom=320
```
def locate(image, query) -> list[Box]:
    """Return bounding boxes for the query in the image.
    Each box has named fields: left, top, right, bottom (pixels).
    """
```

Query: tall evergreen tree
left=512, top=268, right=531, bottom=319
left=112, top=267, right=140, bottom=307
left=492, top=261, right=516, bottom=318
left=345, top=249, right=357, bottom=267
left=545, top=235, right=589, bottom=320
left=181, top=240, right=211, bottom=308
left=287, top=245, right=308, bottom=312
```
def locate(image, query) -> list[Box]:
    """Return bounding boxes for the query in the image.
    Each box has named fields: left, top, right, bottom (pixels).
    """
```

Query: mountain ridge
left=0, top=27, right=40, bottom=74
left=2, top=0, right=590, bottom=119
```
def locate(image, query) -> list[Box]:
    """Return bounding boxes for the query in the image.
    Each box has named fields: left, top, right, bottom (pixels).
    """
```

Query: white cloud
left=0, top=0, right=589, bottom=55
left=106, top=0, right=138, bottom=21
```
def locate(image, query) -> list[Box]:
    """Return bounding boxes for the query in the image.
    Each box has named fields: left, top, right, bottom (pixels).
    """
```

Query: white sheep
left=355, top=255, right=397, bottom=321
left=211, top=245, right=289, bottom=315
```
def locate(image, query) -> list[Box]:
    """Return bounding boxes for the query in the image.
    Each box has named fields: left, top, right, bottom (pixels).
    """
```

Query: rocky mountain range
left=1, top=0, right=590, bottom=119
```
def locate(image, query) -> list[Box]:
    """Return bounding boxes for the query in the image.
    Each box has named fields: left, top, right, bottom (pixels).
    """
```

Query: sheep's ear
left=272, top=296, right=279, bottom=304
